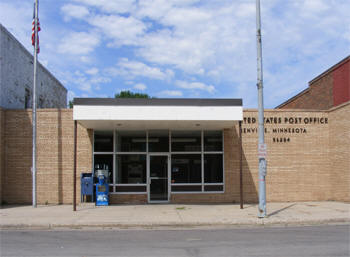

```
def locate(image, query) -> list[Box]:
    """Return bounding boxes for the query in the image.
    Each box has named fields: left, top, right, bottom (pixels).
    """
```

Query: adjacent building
left=277, top=56, right=350, bottom=109
left=0, top=23, right=67, bottom=109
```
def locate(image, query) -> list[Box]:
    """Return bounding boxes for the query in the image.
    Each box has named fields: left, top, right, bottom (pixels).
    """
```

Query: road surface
left=1, top=225, right=349, bottom=256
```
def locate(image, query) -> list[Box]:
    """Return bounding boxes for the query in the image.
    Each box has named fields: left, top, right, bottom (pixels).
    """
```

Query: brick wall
left=328, top=102, right=350, bottom=201
left=278, top=71, right=334, bottom=109
left=333, top=58, right=350, bottom=106
left=1, top=106, right=349, bottom=204
left=0, top=108, right=4, bottom=204
left=278, top=57, right=350, bottom=110
left=242, top=109, right=332, bottom=202
left=2, top=109, right=92, bottom=204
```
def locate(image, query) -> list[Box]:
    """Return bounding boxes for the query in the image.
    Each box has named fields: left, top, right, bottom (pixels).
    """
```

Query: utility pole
left=256, top=0, right=267, bottom=218
left=32, top=0, right=39, bottom=208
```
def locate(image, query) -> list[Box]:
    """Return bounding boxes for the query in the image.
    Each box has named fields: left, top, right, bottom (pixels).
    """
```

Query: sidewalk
left=1, top=201, right=349, bottom=230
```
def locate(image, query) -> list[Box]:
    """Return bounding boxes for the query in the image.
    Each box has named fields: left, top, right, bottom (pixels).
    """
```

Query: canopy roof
left=73, top=98, right=243, bottom=130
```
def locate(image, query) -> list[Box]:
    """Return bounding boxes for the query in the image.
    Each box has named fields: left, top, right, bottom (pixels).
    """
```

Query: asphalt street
left=1, top=225, right=349, bottom=257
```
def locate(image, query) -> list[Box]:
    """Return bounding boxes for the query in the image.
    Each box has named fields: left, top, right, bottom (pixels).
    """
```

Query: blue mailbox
left=81, top=173, right=94, bottom=202
left=96, top=174, right=109, bottom=206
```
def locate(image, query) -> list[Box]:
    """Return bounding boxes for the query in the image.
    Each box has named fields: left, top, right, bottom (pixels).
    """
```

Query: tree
left=68, top=100, right=73, bottom=108
left=115, top=90, right=151, bottom=98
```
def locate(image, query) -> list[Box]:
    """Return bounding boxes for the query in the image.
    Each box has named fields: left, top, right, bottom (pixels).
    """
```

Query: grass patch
left=176, top=207, right=186, bottom=210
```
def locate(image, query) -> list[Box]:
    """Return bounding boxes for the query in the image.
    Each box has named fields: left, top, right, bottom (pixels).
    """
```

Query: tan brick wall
left=2, top=109, right=92, bottom=204
left=328, top=102, right=350, bottom=201
left=242, top=109, right=332, bottom=202
left=1, top=106, right=349, bottom=204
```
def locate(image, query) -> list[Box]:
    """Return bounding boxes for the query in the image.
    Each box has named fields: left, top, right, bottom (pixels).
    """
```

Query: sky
left=0, top=0, right=349, bottom=108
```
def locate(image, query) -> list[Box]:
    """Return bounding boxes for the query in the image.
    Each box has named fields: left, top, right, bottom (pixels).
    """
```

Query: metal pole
left=73, top=120, right=77, bottom=211
left=239, top=121, right=243, bottom=209
left=32, top=0, right=39, bottom=208
left=256, top=0, right=267, bottom=218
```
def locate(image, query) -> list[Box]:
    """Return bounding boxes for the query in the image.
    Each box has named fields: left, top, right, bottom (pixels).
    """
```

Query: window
left=116, top=131, right=146, bottom=152
left=25, top=88, right=31, bottom=109
left=171, top=130, right=201, bottom=152
left=171, top=154, right=201, bottom=183
left=204, top=154, right=223, bottom=183
left=148, top=130, right=169, bottom=152
left=170, top=130, right=224, bottom=193
left=94, top=131, right=113, bottom=152
left=38, top=96, right=44, bottom=108
left=116, top=155, right=146, bottom=184
left=93, top=130, right=224, bottom=194
left=204, top=130, right=222, bottom=151
left=94, top=154, right=113, bottom=183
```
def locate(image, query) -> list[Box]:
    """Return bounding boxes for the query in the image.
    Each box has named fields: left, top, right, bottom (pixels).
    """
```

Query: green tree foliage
left=115, top=90, right=150, bottom=98
left=68, top=100, right=73, bottom=108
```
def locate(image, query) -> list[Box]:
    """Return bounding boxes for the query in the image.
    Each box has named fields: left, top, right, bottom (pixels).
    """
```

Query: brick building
left=276, top=56, right=350, bottom=110
left=0, top=57, right=349, bottom=205
left=0, top=100, right=349, bottom=205
left=0, top=23, right=67, bottom=109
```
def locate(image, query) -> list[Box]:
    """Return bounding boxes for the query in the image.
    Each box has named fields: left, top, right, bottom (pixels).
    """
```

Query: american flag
left=31, top=2, right=41, bottom=53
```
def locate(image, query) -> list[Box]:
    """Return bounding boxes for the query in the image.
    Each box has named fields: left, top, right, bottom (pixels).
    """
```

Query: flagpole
left=256, top=0, right=267, bottom=218
left=32, top=0, right=39, bottom=208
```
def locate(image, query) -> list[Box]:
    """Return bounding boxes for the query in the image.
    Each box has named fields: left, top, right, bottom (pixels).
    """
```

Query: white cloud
left=107, top=58, right=174, bottom=81
left=2, top=0, right=350, bottom=108
left=85, top=67, right=99, bottom=75
left=157, top=90, right=183, bottom=97
left=133, top=83, right=147, bottom=91
left=88, top=14, right=146, bottom=46
left=175, top=80, right=215, bottom=93
left=61, top=4, right=89, bottom=21
left=72, top=0, right=135, bottom=14
left=58, top=31, right=100, bottom=55
left=90, top=76, right=111, bottom=84
left=80, top=56, right=92, bottom=63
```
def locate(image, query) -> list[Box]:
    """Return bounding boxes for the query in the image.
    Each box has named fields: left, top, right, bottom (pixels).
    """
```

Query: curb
left=1, top=219, right=349, bottom=230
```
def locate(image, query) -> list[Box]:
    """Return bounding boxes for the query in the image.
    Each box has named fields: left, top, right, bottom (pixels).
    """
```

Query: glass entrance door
left=148, top=155, right=169, bottom=202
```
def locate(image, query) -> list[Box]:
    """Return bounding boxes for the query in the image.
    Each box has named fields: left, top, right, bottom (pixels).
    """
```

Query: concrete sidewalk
left=1, top=201, right=349, bottom=230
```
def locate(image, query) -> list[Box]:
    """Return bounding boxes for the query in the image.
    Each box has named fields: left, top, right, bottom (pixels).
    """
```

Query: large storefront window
left=171, top=131, right=201, bottom=152
left=204, top=154, right=223, bottom=183
left=116, top=155, right=146, bottom=184
left=93, top=130, right=224, bottom=194
left=148, top=130, right=169, bottom=152
left=94, top=131, right=113, bottom=152
left=171, top=154, right=201, bottom=183
left=116, top=131, right=146, bottom=152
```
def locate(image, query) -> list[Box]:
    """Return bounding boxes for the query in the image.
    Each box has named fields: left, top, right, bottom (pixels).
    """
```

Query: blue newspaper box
left=96, top=175, right=109, bottom=206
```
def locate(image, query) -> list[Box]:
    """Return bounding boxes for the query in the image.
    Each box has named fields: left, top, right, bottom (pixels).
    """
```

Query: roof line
left=308, top=55, right=350, bottom=85
left=275, top=88, right=310, bottom=108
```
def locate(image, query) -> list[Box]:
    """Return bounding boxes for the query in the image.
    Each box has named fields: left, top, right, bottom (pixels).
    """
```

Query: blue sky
left=1, top=0, right=349, bottom=108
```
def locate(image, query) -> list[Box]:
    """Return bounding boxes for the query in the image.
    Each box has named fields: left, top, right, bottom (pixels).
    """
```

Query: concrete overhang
left=73, top=98, right=243, bottom=130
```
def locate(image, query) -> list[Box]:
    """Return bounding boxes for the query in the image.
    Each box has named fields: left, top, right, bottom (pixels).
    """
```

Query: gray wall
left=0, top=24, right=67, bottom=109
